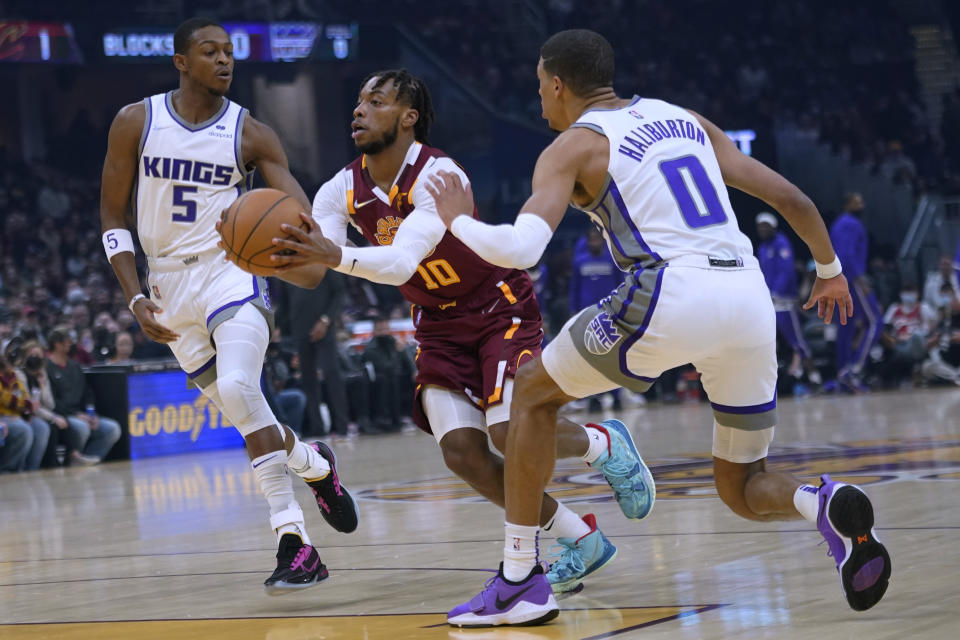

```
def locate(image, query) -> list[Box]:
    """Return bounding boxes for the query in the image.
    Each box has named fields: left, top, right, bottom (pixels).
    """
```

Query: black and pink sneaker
left=306, top=441, right=359, bottom=533
left=264, top=533, right=328, bottom=595
left=816, top=474, right=891, bottom=611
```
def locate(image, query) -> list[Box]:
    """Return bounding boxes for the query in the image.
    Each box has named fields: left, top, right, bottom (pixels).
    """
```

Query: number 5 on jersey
left=172, top=185, right=198, bottom=223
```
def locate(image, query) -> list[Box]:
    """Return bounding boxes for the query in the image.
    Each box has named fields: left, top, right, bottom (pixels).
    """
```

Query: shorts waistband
left=665, top=254, right=759, bottom=270
left=147, top=249, right=224, bottom=272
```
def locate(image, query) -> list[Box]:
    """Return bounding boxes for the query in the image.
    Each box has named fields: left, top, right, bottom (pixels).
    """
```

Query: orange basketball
left=220, top=188, right=309, bottom=277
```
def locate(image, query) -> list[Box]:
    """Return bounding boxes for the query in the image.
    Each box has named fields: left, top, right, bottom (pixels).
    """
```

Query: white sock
left=503, top=522, right=539, bottom=582
left=544, top=503, right=591, bottom=541
left=251, top=452, right=311, bottom=545
left=287, top=440, right=330, bottom=481
left=794, top=484, right=819, bottom=522
left=581, top=425, right=609, bottom=464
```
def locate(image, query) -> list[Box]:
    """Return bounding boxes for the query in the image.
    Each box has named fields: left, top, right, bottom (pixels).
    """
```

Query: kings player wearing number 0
left=99, top=17, right=358, bottom=594
left=425, top=30, right=892, bottom=626
left=266, top=69, right=656, bottom=595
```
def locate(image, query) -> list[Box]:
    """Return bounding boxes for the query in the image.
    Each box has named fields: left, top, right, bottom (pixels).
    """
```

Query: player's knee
left=217, top=369, right=274, bottom=433
left=217, top=369, right=255, bottom=414
left=488, top=422, right=508, bottom=453
left=512, top=360, right=568, bottom=415
left=440, top=432, right=489, bottom=483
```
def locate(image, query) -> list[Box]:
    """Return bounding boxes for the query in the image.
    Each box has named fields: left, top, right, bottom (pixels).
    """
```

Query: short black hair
left=174, top=17, right=225, bottom=55
left=48, top=325, right=72, bottom=347
left=540, top=29, right=615, bottom=96
left=361, top=69, right=435, bottom=144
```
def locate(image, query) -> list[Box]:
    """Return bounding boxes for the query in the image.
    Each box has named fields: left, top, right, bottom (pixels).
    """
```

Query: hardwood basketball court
left=1, top=388, right=957, bottom=639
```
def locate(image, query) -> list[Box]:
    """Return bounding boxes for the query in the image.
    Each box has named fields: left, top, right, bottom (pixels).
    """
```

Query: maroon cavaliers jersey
left=343, top=144, right=514, bottom=308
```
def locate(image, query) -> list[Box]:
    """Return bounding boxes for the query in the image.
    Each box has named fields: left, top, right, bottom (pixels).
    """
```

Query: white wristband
left=128, top=293, right=147, bottom=313
left=815, top=255, right=842, bottom=279
left=103, top=228, right=135, bottom=260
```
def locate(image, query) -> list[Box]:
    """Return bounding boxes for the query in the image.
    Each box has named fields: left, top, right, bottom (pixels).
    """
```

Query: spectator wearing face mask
left=19, top=340, right=67, bottom=467
left=879, top=283, right=939, bottom=385
left=45, top=326, right=121, bottom=465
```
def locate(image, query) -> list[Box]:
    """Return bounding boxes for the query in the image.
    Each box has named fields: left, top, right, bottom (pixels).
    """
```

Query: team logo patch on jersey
left=584, top=312, right=621, bottom=355
left=375, top=215, right=403, bottom=245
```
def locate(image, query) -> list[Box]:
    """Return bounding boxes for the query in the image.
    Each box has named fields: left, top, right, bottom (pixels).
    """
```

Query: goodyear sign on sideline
left=127, top=370, right=244, bottom=459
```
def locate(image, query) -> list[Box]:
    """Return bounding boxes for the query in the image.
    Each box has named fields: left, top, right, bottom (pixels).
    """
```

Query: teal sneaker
left=589, top=419, right=656, bottom=520
left=546, top=513, right=617, bottom=593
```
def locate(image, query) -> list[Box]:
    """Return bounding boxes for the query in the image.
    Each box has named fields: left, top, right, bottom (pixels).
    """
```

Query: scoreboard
left=0, top=21, right=83, bottom=63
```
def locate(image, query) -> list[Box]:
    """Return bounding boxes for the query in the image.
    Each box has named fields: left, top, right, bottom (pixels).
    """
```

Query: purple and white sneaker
left=817, top=474, right=891, bottom=611
left=447, top=564, right=559, bottom=627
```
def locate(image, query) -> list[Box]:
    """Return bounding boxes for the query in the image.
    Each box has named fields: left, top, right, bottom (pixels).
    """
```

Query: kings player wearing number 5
left=265, top=69, right=655, bottom=595
left=424, top=30, right=891, bottom=627
left=99, top=17, right=358, bottom=594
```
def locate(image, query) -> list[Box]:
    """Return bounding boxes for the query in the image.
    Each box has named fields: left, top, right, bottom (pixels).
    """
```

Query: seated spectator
left=922, top=284, right=960, bottom=385
left=0, top=345, right=47, bottom=471
left=0, top=416, right=32, bottom=472
left=263, top=336, right=307, bottom=435
left=19, top=340, right=68, bottom=467
left=362, top=317, right=415, bottom=433
left=923, top=256, right=960, bottom=312
left=879, top=283, right=939, bottom=385
left=108, top=331, right=135, bottom=364
left=46, top=326, right=121, bottom=465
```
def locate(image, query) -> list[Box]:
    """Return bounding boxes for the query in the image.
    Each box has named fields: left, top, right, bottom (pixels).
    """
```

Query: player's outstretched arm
left=242, top=116, right=327, bottom=288
left=425, top=131, right=589, bottom=269
left=100, top=103, right=180, bottom=343
left=692, top=110, right=853, bottom=325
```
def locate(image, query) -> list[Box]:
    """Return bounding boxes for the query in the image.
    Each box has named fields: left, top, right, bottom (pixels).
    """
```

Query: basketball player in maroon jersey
left=266, top=69, right=656, bottom=592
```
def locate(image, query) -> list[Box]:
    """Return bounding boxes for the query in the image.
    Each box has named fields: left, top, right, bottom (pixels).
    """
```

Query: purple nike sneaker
left=817, top=474, right=891, bottom=611
left=447, top=563, right=559, bottom=627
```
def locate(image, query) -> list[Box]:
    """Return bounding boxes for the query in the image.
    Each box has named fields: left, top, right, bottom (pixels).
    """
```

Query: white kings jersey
left=135, top=92, right=252, bottom=258
left=570, top=97, right=754, bottom=270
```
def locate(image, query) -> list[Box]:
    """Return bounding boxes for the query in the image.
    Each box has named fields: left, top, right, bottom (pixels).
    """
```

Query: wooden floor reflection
left=1, top=388, right=958, bottom=639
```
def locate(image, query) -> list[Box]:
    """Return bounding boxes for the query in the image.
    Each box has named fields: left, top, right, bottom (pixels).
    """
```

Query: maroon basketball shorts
left=410, top=271, right=543, bottom=434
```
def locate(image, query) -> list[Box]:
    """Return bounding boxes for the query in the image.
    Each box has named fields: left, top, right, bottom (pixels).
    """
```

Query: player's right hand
left=803, top=273, right=854, bottom=325
left=132, top=297, right=180, bottom=343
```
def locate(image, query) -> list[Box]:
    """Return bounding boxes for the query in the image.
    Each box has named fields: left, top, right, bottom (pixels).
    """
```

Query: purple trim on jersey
left=205, top=276, right=260, bottom=328
left=618, top=268, right=664, bottom=381
left=187, top=354, right=217, bottom=379
left=164, top=91, right=231, bottom=132
left=710, top=397, right=777, bottom=415
left=607, top=178, right=663, bottom=263
left=233, top=108, right=247, bottom=178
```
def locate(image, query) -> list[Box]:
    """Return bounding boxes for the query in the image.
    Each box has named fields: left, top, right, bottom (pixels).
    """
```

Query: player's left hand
left=270, top=212, right=342, bottom=269
left=425, top=170, right=475, bottom=229
left=803, top=273, right=854, bottom=325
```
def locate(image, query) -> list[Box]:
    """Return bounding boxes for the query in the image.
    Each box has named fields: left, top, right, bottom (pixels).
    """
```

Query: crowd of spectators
left=4, top=1, right=960, bottom=470
left=382, top=0, right=960, bottom=195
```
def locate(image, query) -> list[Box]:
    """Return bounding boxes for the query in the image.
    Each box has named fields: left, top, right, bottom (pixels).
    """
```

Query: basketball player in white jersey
left=99, top=17, right=358, bottom=594
left=429, top=30, right=891, bottom=627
